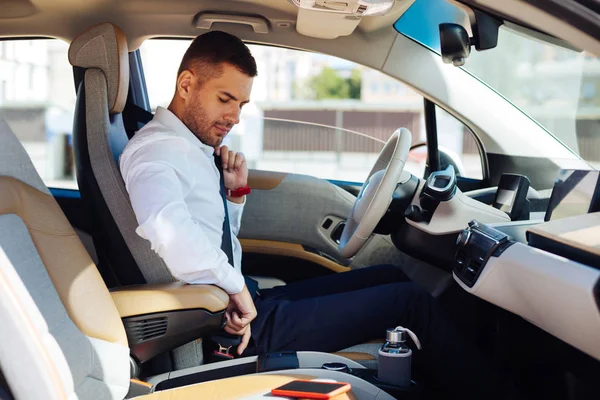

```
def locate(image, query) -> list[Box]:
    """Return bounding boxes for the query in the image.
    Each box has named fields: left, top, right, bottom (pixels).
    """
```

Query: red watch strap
left=227, top=185, right=251, bottom=198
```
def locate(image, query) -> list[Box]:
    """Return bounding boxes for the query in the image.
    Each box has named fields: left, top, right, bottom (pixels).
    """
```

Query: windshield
left=395, top=0, right=600, bottom=169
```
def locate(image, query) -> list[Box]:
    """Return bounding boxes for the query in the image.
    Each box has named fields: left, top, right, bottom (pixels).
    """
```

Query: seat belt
left=214, top=155, right=259, bottom=296
left=123, top=104, right=154, bottom=139
left=210, top=155, right=257, bottom=361
left=214, top=155, right=235, bottom=267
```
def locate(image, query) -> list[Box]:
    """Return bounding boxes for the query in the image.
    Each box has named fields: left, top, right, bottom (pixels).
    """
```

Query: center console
left=147, top=351, right=421, bottom=399
left=454, top=221, right=514, bottom=287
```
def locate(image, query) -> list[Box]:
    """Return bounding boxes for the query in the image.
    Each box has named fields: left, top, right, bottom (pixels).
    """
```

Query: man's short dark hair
left=177, top=31, right=257, bottom=84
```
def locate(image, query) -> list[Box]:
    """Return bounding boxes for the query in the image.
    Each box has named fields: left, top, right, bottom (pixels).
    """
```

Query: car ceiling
left=0, top=0, right=412, bottom=48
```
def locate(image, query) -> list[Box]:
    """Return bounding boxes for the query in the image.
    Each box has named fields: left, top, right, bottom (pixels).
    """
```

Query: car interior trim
left=149, top=352, right=368, bottom=385
left=109, top=282, right=229, bottom=317
left=405, top=181, right=510, bottom=235
left=247, top=169, right=288, bottom=190
left=240, top=239, right=351, bottom=273
left=455, top=242, right=600, bottom=361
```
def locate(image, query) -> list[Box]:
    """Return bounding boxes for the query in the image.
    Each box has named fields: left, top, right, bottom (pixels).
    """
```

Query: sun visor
left=0, top=0, right=37, bottom=19
left=296, top=8, right=362, bottom=39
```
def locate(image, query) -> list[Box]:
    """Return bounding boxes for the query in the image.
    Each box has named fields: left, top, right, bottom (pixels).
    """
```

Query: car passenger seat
left=68, top=22, right=381, bottom=370
left=0, top=116, right=130, bottom=399
left=0, top=117, right=386, bottom=400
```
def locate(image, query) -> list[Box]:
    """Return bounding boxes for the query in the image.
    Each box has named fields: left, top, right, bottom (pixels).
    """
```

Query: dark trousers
left=249, top=265, right=510, bottom=400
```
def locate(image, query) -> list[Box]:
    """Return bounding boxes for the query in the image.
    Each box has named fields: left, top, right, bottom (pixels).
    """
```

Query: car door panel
left=241, top=170, right=453, bottom=296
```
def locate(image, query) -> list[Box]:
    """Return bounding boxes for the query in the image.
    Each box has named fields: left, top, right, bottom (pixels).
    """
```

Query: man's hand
left=215, top=145, right=248, bottom=191
left=225, top=285, right=257, bottom=355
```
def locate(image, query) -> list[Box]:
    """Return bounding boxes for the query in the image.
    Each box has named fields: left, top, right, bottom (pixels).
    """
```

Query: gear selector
left=405, top=165, right=457, bottom=223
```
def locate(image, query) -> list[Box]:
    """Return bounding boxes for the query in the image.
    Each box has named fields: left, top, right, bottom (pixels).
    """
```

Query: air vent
left=126, top=317, right=168, bottom=342
left=356, top=4, right=368, bottom=14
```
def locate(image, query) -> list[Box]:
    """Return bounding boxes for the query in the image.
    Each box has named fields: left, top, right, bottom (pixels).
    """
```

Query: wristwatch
left=227, top=185, right=251, bottom=198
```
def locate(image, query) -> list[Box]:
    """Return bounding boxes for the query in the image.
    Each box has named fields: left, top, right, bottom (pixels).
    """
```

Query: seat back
left=0, top=118, right=130, bottom=399
left=69, top=23, right=207, bottom=370
left=68, top=23, right=173, bottom=287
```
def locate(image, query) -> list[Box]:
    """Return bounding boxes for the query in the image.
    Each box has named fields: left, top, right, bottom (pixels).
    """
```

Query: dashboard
left=490, top=169, right=600, bottom=267
left=448, top=169, right=600, bottom=362
left=390, top=166, right=600, bottom=361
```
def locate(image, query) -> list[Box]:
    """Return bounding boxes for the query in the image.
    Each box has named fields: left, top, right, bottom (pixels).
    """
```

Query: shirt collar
left=154, top=106, right=215, bottom=156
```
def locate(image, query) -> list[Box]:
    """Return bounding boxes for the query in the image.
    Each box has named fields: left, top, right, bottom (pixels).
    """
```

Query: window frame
left=133, top=38, right=488, bottom=187
left=423, top=99, right=489, bottom=189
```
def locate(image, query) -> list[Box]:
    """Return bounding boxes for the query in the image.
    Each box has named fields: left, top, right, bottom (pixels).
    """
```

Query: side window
left=140, top=40, right=482, bottom=183
left=0, top=39, right=77, bottom=189
left=436, top=107, right=483, bottom=180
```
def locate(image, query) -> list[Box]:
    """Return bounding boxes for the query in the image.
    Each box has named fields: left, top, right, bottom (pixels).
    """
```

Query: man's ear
left=176, top=70, right=195, bottom=102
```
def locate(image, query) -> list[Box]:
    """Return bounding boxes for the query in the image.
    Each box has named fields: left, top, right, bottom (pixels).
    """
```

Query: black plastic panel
left=375, top=174, right=419, bottom=234
left=123, top=309, right=224, bottom=363
left=391, top=223, right=458, bottom=271
left=453, top=221, right=513, bottom=287
left=154, top=361, right=257, bottom=391
left=487, top=153, right=563, bottom=190
left=456, top=176, right=485, bottom=192
left=242, top=253, right=336, bottom=283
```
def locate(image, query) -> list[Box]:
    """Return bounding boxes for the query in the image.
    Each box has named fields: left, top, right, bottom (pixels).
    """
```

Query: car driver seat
left=68, top=22, right=381, bottom=370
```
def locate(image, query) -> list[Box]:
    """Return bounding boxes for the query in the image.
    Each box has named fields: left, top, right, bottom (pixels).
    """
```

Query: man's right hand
left=225, top=285, right=257, bottom=355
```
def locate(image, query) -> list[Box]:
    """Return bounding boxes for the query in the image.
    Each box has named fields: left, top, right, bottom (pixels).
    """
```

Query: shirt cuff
left=227, top=196, right=246, bottom=207
left=218, top=266, right=246, bottom=295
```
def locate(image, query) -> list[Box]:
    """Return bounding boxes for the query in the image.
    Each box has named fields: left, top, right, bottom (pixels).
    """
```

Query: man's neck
left=167, top=101, right=182, bottom=121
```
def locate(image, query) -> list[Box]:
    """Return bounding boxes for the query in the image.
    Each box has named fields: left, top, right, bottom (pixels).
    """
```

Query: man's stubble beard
left=181, top=96, right=223, bottom=148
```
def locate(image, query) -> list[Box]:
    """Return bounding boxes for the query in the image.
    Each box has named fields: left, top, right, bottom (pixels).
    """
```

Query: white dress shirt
left=119, top=106, right=246, bottom=294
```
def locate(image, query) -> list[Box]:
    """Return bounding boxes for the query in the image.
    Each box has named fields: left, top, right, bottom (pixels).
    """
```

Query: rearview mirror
left=439, top=23, right=471, bottom=66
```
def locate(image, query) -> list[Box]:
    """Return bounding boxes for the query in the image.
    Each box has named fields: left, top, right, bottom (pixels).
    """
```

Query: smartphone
left=271, top=380, right=351, bottom=399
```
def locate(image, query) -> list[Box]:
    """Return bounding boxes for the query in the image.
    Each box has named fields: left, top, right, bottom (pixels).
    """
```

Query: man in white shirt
left=120, top=31, right=258, bottom=353
left=121, top=31, right=517, bottom=400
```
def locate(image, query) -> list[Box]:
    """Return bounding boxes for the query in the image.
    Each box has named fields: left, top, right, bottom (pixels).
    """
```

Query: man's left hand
left=215, top=145, right=248, bottom=191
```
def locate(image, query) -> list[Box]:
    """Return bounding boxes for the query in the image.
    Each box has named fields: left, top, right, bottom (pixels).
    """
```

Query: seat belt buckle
left=213, top=343, right=235, bottom=360
left=209, top=333, right=242, bottom=362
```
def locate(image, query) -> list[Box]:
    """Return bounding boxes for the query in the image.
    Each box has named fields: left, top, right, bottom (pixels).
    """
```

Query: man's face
left=181, top=63, right=253, bottom=148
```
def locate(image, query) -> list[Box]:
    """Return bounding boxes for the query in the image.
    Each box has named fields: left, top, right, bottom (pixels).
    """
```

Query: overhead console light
left=288, top=0, right=395, bottom=17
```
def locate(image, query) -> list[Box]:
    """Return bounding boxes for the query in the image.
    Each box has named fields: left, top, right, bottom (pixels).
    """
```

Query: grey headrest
left=68, top=22, right=129, bottom=114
